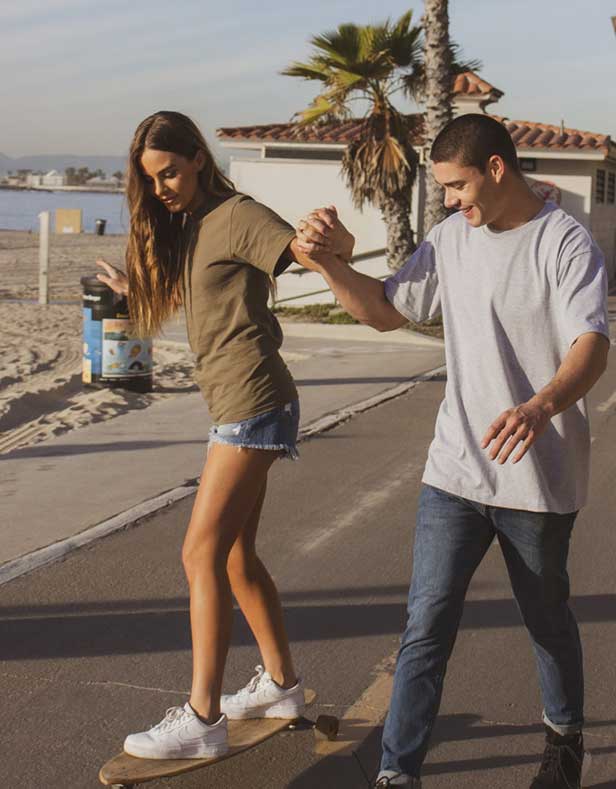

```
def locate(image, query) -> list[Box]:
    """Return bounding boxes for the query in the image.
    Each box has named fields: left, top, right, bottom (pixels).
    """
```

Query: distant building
left=25, top=172, right=43, bottom=187
left=85, top=175, right=122, bottom=189
left=217, top=70, right=616, bottom=304
left=26, top=170, right=66, bottom=188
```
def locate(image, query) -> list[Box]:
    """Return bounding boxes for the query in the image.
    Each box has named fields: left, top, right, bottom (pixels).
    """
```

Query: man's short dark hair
left=430, top=114, right=520, bottom=174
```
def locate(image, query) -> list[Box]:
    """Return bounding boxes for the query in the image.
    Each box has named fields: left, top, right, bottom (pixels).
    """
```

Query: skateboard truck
left=287, top=713, right=339, bottom=741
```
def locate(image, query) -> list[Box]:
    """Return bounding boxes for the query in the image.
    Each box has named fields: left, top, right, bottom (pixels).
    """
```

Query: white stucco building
left=217, top=71, right=616, bottom=305
left=26, top=170, right=66, bottom=188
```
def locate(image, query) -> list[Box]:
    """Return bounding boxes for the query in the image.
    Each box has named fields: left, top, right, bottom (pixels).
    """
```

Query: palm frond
left=449, top=42, right=482, bottom=75
left=310, top=24, right=362, bottom=64
left=281, top=61, right=330, bottom=82
left=341, top=108, right=419, bottom=210
left=292, top=94, right=340, bottom=126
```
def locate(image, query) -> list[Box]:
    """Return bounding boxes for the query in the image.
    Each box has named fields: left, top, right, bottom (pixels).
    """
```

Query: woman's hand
left=297, top=206, right=355, bottom=261
left=96, top=258, right=129, bottom=296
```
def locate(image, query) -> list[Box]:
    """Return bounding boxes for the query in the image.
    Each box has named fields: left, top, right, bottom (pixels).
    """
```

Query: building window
left=596, top=169, right=606, bottom=203
left=608, top=172, right=615, bottom=205
left=519, top=158, right=537, bottom=172
left=264, top=147, right=343, bottom=161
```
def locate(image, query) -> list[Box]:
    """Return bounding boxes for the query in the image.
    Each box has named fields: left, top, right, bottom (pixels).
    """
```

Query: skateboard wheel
left=314, top=714, right=339, bottom=741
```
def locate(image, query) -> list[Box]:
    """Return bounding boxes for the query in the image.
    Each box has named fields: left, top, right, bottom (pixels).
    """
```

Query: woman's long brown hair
left=126, top=111, right=235, bottom=336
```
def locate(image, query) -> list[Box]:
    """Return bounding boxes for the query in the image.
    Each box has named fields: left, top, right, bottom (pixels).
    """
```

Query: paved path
left=0, top=321, right=444, bottom=571
left=1, top=304, right=614, bottom=787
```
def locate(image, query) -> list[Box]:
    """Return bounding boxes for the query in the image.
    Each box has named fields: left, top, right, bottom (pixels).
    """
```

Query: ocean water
left=0, top=189, right=128, bottom=234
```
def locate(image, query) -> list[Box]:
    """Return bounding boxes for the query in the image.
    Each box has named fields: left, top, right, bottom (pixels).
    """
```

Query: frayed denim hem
left=207, top=433, right=299, bottom=460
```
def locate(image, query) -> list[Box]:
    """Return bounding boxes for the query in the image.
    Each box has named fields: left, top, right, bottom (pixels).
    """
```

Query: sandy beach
left=0, top=230, right=198, bottom=454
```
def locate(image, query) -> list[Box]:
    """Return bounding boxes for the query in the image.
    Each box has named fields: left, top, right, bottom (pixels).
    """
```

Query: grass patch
left=274, top=304, right=444, bottom=338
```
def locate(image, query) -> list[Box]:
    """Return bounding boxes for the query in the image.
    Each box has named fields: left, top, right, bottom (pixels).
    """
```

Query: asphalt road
left=2, top=312, right=616, bottom=789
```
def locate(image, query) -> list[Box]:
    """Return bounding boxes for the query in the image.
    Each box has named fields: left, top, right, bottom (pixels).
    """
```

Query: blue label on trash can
left=83, top=307, right=102, bottom=381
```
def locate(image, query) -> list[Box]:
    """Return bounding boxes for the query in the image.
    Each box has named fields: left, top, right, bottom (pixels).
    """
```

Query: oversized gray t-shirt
left=385, top=202, right=609, bottom=513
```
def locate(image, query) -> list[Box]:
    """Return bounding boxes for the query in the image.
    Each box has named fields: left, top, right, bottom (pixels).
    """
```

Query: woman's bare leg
left=226, top=480, right=297, bottom=689
left=182, top=443, right=279, bottom=722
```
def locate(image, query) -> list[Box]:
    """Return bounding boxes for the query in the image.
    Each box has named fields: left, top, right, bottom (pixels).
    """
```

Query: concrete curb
left=0, top=364, right=446, bottom=587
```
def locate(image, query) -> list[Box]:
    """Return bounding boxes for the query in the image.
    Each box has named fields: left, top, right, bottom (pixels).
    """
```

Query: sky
left=2, top=0, right=615, bottom=163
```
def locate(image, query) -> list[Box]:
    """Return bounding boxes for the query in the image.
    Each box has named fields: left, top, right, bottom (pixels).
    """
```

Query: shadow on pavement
left=1, top=594, right=616, bottom=660
left=1, top=437, right=206, bottom=459
left=287, top=714, right=616, bottom=788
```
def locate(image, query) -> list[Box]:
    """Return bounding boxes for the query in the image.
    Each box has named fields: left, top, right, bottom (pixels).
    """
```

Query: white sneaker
left=123, top=703, right=228, bottom=760
left=374, top=771, right=421, bottom=787
left=221, top=665, right=305, bottom=720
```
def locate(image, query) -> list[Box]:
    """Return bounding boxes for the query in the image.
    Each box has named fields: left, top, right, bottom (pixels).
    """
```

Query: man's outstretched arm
left=290, top=244, right=408, bottom=332
left=482, top=331, right=610, bottom=465
left=289, top=207, right=408, bottom=332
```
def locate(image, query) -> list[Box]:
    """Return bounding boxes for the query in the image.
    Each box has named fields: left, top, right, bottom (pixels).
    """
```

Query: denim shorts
left=208, top=399, right=300, bottom=460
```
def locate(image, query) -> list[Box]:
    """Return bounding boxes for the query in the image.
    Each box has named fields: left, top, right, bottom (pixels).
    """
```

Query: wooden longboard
left=99, top=689, right=317, bottom=787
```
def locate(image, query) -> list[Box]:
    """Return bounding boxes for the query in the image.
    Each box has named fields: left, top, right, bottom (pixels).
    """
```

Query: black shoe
left=530, top=725, right=591, bottom=788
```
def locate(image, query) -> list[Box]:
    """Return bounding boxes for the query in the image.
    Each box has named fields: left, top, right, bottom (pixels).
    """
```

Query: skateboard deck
left=99, top=689, right=331, bottom=787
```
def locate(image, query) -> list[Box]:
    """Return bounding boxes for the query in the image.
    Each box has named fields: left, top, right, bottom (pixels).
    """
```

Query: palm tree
left=283, top=12, right=422, bottom=270
left=283, top=10, right=480, bottom=270
left=423, top=0, right=452, bottom=231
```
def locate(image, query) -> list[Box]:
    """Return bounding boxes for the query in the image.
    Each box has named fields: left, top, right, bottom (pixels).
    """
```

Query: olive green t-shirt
left=181, top=193, right=297, bottom=424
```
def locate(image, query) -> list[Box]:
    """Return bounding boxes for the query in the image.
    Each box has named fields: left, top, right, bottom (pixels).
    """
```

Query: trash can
left=81, top=275, right=153, bottom=393
left=94, top=218, right=107, bottom=236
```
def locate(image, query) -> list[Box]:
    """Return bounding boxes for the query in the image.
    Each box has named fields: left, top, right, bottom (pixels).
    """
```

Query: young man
left=296, top=114, right=610, bottom=788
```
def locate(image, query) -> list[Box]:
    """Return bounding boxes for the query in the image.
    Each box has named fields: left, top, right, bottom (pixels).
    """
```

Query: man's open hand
left=296, top=206, right=355, bottom=261
left=481, top=401, right=551, bottom=464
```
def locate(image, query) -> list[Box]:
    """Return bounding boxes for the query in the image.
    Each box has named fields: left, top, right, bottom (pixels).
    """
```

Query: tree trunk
left=423, top=0, right=452, bottom=231
left=380, top=193, right=416, bottom=271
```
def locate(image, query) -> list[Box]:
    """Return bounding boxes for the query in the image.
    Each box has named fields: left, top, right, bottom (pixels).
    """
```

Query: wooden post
left=38, top=211, right=50, bottom=305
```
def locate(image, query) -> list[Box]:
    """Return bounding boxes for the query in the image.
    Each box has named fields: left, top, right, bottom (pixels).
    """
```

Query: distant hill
left=0, top=153, right=128, bottom=176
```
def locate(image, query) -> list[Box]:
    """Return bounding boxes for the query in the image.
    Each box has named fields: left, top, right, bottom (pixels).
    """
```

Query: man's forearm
left=291, top=245, right=406, bottom=331
left=529, top=332, right=609, bottom=417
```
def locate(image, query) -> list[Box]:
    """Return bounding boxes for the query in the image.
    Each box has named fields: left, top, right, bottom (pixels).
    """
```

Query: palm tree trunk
left=380, top=193, right=416, bottom=271
left=423, top=0, right=452, bottom=231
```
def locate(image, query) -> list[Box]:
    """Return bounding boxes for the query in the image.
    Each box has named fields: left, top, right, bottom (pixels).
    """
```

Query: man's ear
left=489, top=155, right=506, bottom=184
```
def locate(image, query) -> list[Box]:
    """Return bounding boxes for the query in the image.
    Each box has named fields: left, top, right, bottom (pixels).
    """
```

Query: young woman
left=96, top=111, right=317, bottom=759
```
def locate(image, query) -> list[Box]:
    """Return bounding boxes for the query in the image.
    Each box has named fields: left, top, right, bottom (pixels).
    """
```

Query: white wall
left=230, top=155, right=424, bottom=305
left=590, top=163, right=616, bottom=282
left=230, top=157, right=386, bottom=255
left=230, top=156, right=424, bottom=252
left=523, top=159, right=592, bottom=228
left=523, top=159, right=616, bottom=281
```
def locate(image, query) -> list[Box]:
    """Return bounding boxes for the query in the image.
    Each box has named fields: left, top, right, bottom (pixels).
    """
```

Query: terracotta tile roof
left=218, top=114, right=611, bottom=156
left=217, top=69, right=611, bottom=156
left=217, top=115, right=425, bottom=146
left=494, top=117, right=611, bottom=155
left=453, top=71, right=503, bottom=98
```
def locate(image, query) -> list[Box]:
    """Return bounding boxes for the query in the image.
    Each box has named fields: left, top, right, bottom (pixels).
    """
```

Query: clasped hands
left=295, top=205, right=355, bottom=270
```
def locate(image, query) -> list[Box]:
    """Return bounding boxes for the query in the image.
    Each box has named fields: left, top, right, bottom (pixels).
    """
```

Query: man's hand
left=297, top=205, right=355, bottom=261
left=481, top=400, right=551, bottom=465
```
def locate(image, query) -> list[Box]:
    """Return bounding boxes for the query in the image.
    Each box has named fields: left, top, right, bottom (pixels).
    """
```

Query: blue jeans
left=381, top=484, right=584, bottom=778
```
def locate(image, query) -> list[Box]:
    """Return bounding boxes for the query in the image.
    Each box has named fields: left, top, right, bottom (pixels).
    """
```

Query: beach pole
left=38, top=211, right=50, bottom=305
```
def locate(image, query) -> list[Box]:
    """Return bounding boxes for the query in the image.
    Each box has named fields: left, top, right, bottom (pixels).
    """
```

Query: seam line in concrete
left=0, top=363, right=445, bottom=587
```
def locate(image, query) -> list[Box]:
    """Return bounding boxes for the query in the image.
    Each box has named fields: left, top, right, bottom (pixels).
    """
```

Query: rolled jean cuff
left=543, top=710, right=583, bottom=736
